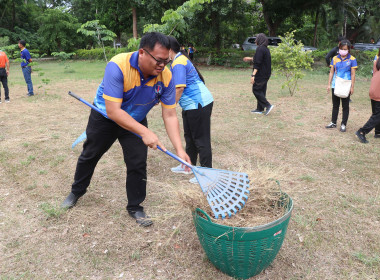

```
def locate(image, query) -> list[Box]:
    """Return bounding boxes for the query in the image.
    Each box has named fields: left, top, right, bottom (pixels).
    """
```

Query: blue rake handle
left=68, top=91, right=198, bottom=173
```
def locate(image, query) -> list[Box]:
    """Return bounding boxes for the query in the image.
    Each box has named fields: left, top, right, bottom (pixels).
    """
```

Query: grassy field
left=1, top=60, right=379, bottom=280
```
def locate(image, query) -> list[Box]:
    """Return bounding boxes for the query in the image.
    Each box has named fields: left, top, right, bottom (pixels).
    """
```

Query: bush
left=311, top=49, right=329, bottom=62
left=271, top=31, right=314, bottom=96
left=0, top=36, right=10, bottom=47
left=74, top=47, right=127, bottom=60
left=1, top=44, right=19, bottom=59
left=193, top=47, right=253, bottom=68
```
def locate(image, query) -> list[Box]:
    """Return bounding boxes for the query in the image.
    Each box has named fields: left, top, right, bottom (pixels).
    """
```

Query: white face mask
left=339, top=49, right=348, bottom=56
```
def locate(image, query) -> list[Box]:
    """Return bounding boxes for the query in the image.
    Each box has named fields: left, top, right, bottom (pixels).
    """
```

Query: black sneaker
left=340, top=124, right=346, bottom=132
left=355, top=130, right=368, bottom=144
left=374, top=134, right=380, bottom=139
left=265, top=105, right=274, bottom=115
left=325, top=122, right=337, bottom=129
left=61, top=192, right=83, bottom=209
left=250, top=109, right=263, bottom=114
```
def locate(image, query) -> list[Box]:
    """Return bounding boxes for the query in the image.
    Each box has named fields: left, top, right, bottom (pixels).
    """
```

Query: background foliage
left=0, top=0, right=379, bottom=71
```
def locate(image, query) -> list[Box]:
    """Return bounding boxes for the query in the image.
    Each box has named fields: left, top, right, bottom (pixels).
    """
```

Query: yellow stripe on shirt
left=103, top=94, right=123, bottom=103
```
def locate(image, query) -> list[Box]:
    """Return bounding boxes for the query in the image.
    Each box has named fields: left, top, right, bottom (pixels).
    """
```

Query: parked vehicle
left=242, top=36, right=317, bottom=52
left=353, top=39, right=380, bottom=51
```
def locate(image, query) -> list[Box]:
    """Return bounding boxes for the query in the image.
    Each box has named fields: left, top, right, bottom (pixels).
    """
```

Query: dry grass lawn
left=0, top=60, right=379, bottom=279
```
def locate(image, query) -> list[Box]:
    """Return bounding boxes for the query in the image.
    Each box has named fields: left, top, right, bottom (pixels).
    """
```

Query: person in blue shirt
left=18, top=40, right=34, bottom=96
left=326, top=39, right=357, bottom=132
left=168, top=36, right=214, bottom=184
left=373, top=49, right=379, bottom=75
left=61, top=32, right=191, bottom=227
left=187, top=43, right=196, bottom=61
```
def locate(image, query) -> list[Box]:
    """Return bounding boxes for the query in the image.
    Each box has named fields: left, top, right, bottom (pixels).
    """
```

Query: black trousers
left=0, top=68, right=9, bottom=100
left=252, top=79, right=271, bottom=111
left=360, top=99, right=380, bottom=135
left=71, top=109, right=148, bottom=212
left=331, top=89, right=350, bottom=125
left=182, top=102, right=213, bottom=168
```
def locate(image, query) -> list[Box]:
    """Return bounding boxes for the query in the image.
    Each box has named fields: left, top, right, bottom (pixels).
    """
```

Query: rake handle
left=68, top=91, right=193, bottom=169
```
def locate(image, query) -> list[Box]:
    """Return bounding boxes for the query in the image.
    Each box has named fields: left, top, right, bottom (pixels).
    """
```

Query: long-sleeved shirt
left=253, top=45, right=271, bottom=81
left=325, top=46, right=339, bottom=66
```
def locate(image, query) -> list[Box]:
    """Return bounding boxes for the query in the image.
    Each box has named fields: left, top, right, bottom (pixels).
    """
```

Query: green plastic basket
left=192, top=193, right=293, bottom=280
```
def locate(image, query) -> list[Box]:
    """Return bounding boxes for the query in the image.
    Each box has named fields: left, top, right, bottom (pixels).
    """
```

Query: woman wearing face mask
left=326, top=39, right=357, bottom=132
left=167, top=36, right=214, bottom=184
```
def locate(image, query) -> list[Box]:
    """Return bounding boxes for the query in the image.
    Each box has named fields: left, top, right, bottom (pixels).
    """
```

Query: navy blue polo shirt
left=20, top=48, right=32, bottom=67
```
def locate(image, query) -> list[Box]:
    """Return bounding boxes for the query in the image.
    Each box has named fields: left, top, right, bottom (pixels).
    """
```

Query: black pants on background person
left=359, top=100, right=380, bottom=135
left=71, top=109, right=148, bottom=212
left=331, top=89, right=350, bottom=125
left=0, top=68, right=9, bottom=100
left=182, top=102, right=213, bottom=168
left=252, top=79, right=271, bottom=111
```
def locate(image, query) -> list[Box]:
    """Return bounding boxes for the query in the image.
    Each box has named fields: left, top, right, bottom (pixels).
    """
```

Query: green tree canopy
left=37, top=8, right=81, bottom=53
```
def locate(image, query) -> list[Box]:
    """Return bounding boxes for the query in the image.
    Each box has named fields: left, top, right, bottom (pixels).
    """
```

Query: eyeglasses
left=143, top=48, right=171, bottom=65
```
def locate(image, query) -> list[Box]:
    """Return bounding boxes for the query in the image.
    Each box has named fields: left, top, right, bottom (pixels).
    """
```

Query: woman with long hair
left=356, top=54, right=380, bottom=143
left=168, top=36, right=214, bottom=184
left=326, top=39, right=357, bottom=132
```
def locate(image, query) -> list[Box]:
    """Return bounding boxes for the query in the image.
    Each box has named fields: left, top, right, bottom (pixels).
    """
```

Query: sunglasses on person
left=143, top=48, right=171, bottom=66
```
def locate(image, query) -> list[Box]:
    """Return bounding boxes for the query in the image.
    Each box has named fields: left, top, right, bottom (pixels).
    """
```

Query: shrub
left=74, top=47, right=127, bottom=60
left=1, top=44, right=19, bottom=59
left=271, top=31, right=314, bottom=96
left=193, top=47, right=253, bottom=68
left=350, top=49, right=378, bottom=77
left=127, top=38, right=141, bottom=52
left=0, top=36, right=10, bottom=47
left=311, top=49, right=329, bottom=62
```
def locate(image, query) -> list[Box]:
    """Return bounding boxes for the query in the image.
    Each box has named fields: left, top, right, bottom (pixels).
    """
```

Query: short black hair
left=19, top=40, right=26, bottom=47
left=139, top=32, right=170, bottom=51
left=337, top=36, right=346, bottom=43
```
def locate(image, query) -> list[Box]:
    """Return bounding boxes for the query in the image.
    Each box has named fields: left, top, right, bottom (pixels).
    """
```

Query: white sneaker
left=171, top=164, right=192, bottom=175
left=189, top=177, right=198, bottom=184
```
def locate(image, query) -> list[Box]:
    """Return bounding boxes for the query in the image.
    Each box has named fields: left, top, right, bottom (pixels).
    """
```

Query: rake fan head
left=194, top=167, right=250, bottom=219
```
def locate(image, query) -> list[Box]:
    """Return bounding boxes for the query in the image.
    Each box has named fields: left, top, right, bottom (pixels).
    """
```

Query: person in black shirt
left=325, top=36, right=345, bottom=67
left=243, top=33, right=274, bottom=115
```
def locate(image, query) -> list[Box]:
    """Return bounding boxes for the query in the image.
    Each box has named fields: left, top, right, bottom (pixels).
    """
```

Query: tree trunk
left=132, top=7, right=138, bottom=39
left=260, top=0, right=280, bottom=36
left=313, top=9, right=319, bottom=47
left=11, top=0, right=16, bottom=31
left=211, top=10, right=221, bottom=50
left=343, top=13, right=347, bottom=38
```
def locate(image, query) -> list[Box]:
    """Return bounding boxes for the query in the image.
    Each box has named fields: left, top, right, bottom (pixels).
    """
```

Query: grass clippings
left=176, top=166, right=290, bottom=228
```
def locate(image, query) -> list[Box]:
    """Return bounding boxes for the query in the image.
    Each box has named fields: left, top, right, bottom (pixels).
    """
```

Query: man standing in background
left=18, top=40, right=34, bottom=97
left=0, top=49, right=10, bottom=103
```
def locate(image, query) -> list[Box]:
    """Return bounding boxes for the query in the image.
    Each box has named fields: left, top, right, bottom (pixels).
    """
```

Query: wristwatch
left=251, top=74, right=255, bottom=77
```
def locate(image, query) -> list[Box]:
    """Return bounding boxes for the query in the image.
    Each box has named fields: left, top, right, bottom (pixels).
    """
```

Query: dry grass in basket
left=176, top=164, right=291, bottom=227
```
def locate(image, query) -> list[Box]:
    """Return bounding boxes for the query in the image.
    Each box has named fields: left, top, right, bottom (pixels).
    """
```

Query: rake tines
left=193, top=167, right=250, bottom=219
